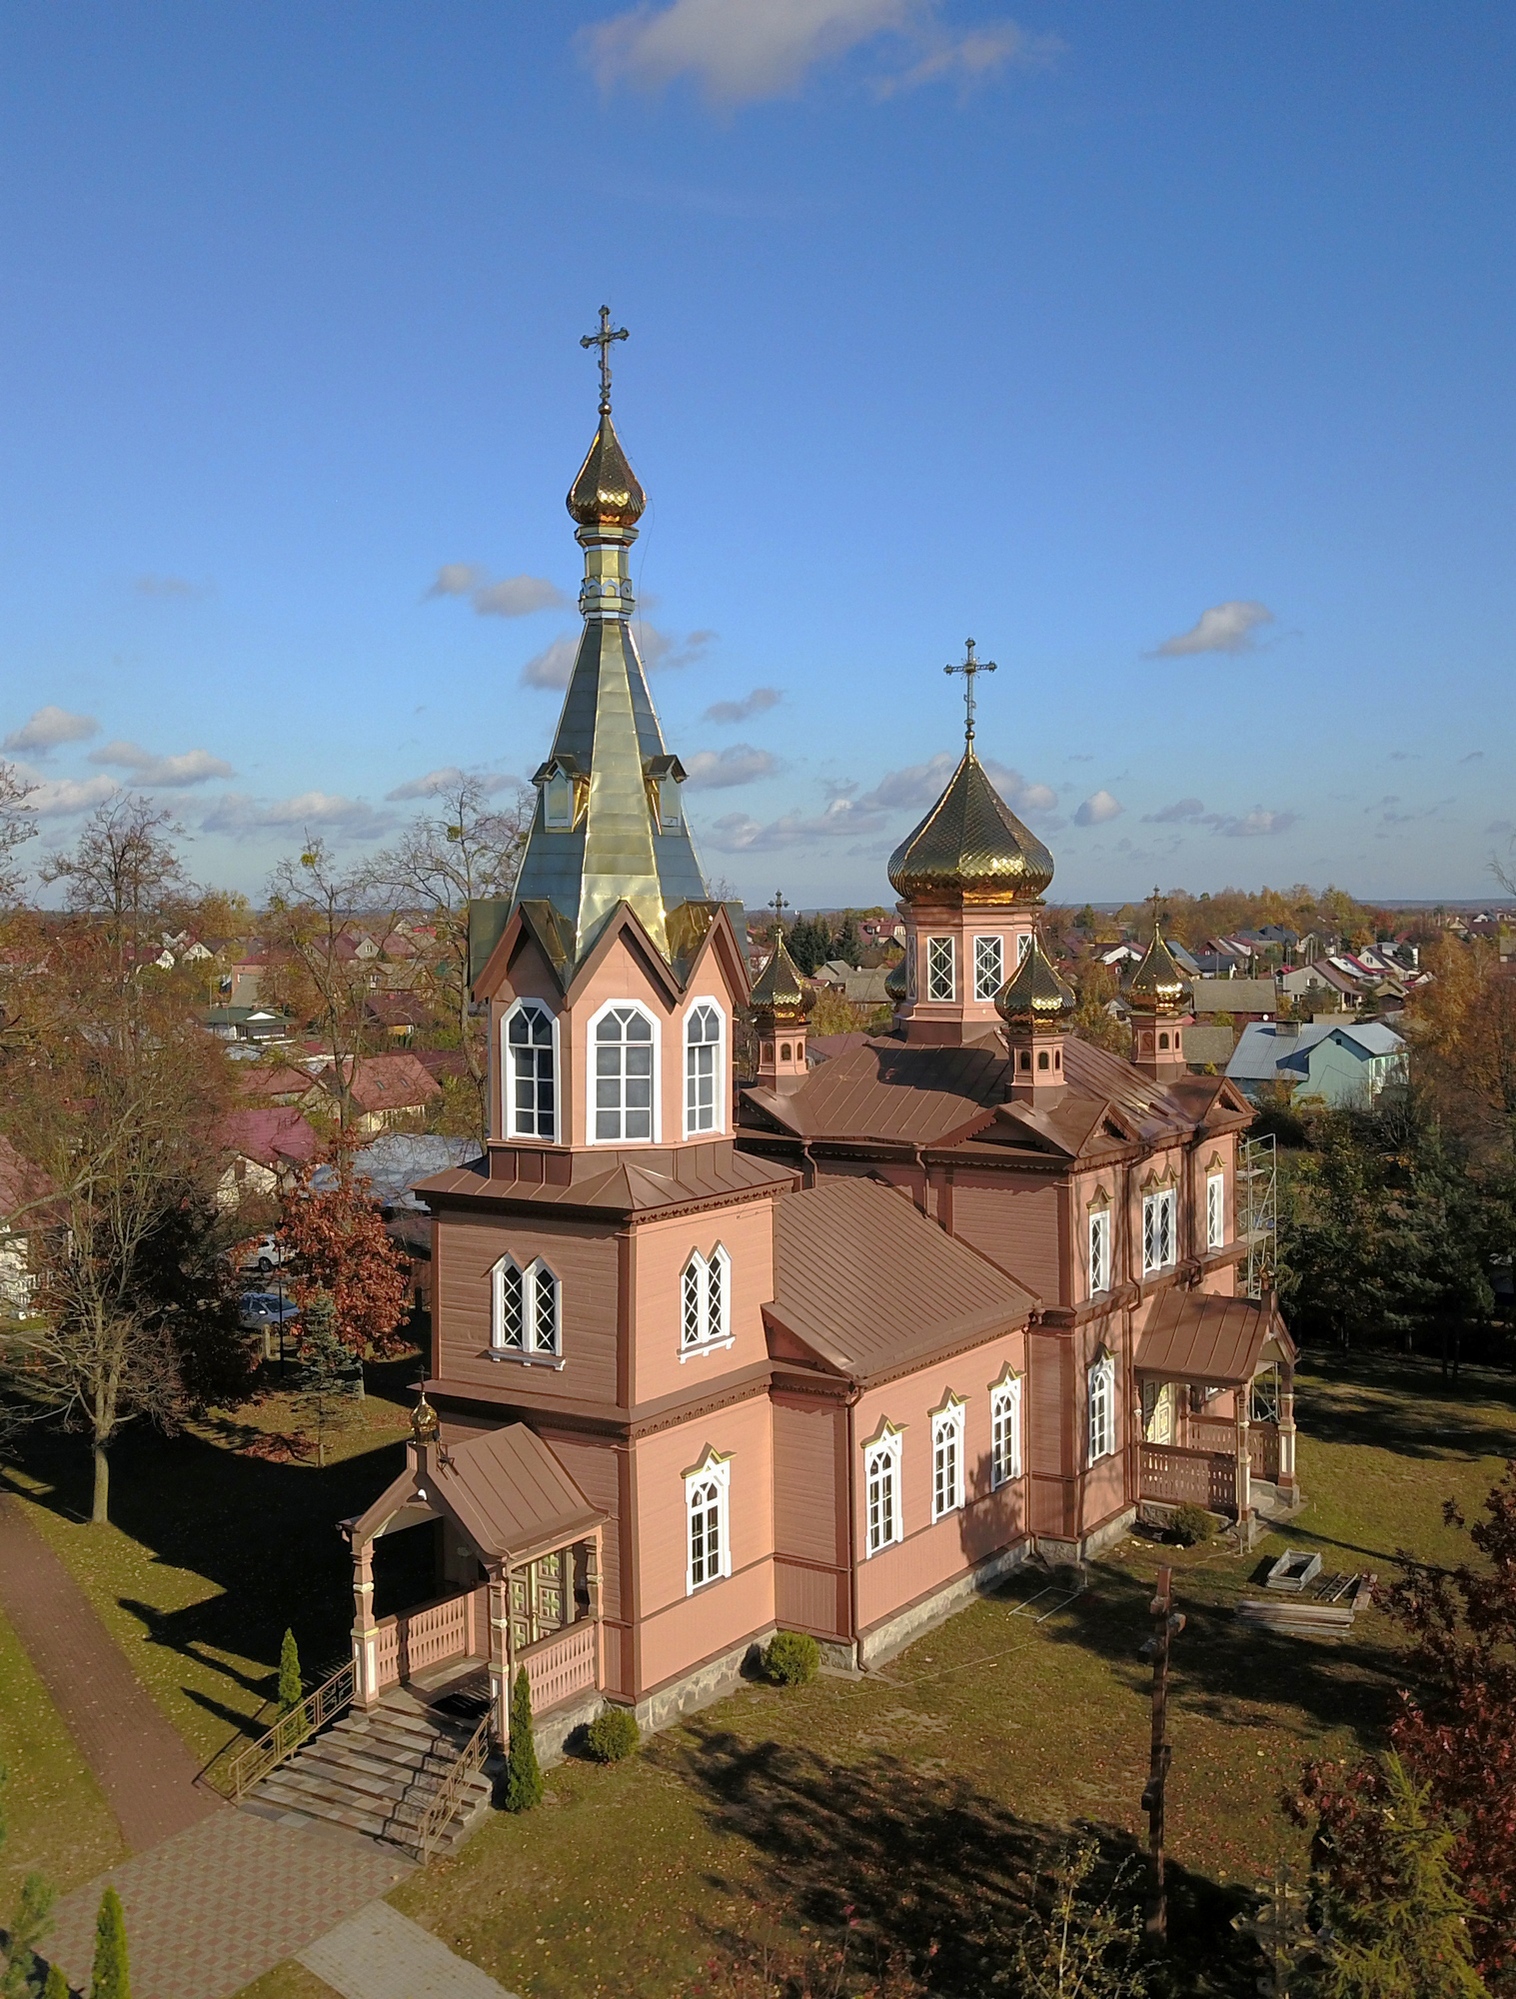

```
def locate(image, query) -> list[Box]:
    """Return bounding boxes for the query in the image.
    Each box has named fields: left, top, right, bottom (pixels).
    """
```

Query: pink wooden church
left=343, top=335, right=1300, bottom=1760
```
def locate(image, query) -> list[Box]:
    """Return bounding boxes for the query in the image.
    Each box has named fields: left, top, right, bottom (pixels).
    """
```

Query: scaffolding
left=1238, top=1131, right=1278, bottom=1301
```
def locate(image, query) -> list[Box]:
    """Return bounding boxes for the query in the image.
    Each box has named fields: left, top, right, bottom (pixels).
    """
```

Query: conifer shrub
left=44, top=1963, right=70, bottom=1999
left=584, top=1707, right=640, bottom=1763
left=503, top=1667, right=543, bottom=1812
left=277, top=1628, right=303, bottom=1715
left=90, top=1886, right=129, bottom=1999
left=763, top=1630, right=820, bottom=1686
left=1169, top=1502, right=1213, bottom=1548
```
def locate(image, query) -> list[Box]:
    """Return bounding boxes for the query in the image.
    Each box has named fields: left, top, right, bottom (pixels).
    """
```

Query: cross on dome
left=944, top=638, right=997, bottom=741
left=581, top=305, right=629, bottom=415
left=768, top=890, right=790, bottom=924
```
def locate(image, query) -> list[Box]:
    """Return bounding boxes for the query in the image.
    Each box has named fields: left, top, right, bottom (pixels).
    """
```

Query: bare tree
left=0, top=761, right=37, bottom=907
left=367, top=776, right=530, bottom=1138
left=39, top=794, right=189, bottom=974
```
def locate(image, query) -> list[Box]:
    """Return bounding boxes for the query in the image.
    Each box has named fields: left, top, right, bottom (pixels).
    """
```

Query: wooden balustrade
left=1140, top=1443, right=1237, bottom=1515
left=1249, top=1421, right=1280, bottom=1480
left=521, top=1618, right=599, bottom=1714
left=372, top=1587, right=479, bottom=1693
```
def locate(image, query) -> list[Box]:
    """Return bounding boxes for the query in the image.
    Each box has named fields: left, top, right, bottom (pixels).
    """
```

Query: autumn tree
left=0, top=762, right=36, bottom=908
left=276, top=1156, right=410, bottom=1368
left=1067, top=960, right=1131, bottom=1059
left=39, top=794, right=190, bottom=975
left=1406, top=935, right=1516, bottom=1160
left=366, top=774, right=529, bottom=1141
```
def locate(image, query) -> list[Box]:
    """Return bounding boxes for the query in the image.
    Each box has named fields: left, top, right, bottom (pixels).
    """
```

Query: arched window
left=684, top=1001, right=724, bottom=1136
left=684, top=1452, right=730, bottom=1592
left=680, top=1246, right=732, bottom=1355
left=931, top=1397, right=965, bottom=1520
left=504, top=1001, right=556, bottom=1140
left=864, top=1425, right=903, bottom=1556
left=591, top=1003, right=657, bottom=1143
left=990, top=1373, right=1022, bottom=1488
left=491, top=1255, right=560, bottom=1358
left=1088, top=1350, right=1116, bottom=1464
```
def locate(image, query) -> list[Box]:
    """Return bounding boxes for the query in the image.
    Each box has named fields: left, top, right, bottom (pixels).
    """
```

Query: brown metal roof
left=768, top=1177, right=1035, bottom=1381
left=419, top=1141, right=796, bottom=1216
left=1136, top=1289, right=1295, bottom=1387
left=352, top=1423, right=605, bottom=1568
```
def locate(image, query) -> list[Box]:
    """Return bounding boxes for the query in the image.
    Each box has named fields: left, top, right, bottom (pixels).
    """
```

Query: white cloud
left=703, top=686, right=782, bottom=725
left=854, top=750, right=1056, bottom=819
left=705, top=794, right=887, bottom=852
left=521, top=636, right=580, bottom=690
left=581, top=0, right=1054, bottom=106
left=683, top=745, right=782, bottom=790
left=89, top=741, right=233, bottom=787
left=1212, top=808, right=1297, bottom=838
left=4, top=706, right=100, bottom=754
left=384, top=767, right=523, bottom=802
left=1151, top=600, right=1275, bottom=657
left=25, top=774, right=118, bottom=817
left=426, top=564, right=484, bottom=598
left=1075, top=789, right=1123, bottom=826
left=199, top=791, right=394, bottom=839
left=1143, top=797, right=1208, bottom=825
left=427, top=564, right=567, bottom=618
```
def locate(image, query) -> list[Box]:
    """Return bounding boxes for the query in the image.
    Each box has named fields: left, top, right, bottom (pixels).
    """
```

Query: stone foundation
left=857, top=1540, right=1028, bottom=1670
left=1034, top=1504, right=1136, bottom=1569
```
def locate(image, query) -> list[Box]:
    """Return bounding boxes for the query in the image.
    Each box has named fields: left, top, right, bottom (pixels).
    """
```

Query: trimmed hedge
left=763, top=1630, right=820, bottom=1686
left=584, top=1707, right=641, bottom=1763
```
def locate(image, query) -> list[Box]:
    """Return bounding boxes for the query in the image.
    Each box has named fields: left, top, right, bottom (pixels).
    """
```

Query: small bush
left=584, top=1707, right=640, bottom=1763
left=1169, top=1502, right=1214, bottom=1547
left=763, top=1630, right=820, bottom=1686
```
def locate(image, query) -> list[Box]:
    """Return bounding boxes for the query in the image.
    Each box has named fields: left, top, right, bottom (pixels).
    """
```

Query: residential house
left=0, top=1136, right=53, bottom=1313
left=1278, top=960, right=1362, bottom=1010
left=314, top=1053, right=443, bottom=1134
left=1226, top=1019, right=1409, bottom=1107
left=1189, top=978, right=1277, bottom=1024
left=215, top=1108, right=323, bottom=1209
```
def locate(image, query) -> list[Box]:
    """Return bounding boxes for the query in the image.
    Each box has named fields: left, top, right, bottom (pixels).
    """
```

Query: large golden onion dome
left=567, top=413, right=646, bottom=529
left=1126, top=929, right=1189, bottom=1016
left=887, top=746, right=1054, bottom=906
left=995, top=933, right=1075, bottom=1032
left=749, top=931, right=813, bottom=1024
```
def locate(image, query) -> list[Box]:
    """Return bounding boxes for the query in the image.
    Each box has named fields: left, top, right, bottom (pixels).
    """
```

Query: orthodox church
left=344, top=330, right=1299, bottom=1754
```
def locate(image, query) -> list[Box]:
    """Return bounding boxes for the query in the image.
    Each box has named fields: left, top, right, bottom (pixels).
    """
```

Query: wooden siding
left=774, top=1560, right=848, bottom=1638
left=951, top=1177, right=1062, bottom=1301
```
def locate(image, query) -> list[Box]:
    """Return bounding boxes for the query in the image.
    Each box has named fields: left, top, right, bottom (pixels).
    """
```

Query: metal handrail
left=416, top=1710, right=491, bottom=1860
left=227, top=1659, right=355, bottom=1801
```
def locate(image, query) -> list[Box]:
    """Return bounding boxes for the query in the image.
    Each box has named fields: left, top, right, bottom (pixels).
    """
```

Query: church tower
left=996, top=931, right=1075, bottom=1101
left=1127, top=895, right=1192, bottom=1081
left=749, top=927, right=813, bottom=1092
left=886, top=642, right=1055, bottom=1047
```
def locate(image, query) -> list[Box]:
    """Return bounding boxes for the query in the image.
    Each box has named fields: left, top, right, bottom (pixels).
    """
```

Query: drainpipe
left=846, top=1387, right=862, bottom=1669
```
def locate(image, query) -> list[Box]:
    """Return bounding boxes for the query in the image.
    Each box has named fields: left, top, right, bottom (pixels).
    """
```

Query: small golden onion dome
left=995, top=933, right=1075, bottom=1031
left=884, top=954, right=907, bottom=1002
left=1126, top=930, right=1190, bottom=1016
left=749, top=932, right=814, bottom=1022
left=411, top=1390, right=440, bottom=1444
left=887, top=746, right=1054, bottom=906
left=567, top=413, right=646, bottom=528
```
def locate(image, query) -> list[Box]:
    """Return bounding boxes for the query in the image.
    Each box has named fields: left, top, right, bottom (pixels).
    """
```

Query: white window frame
left=1142, top=1188, right=1177, bottom=1275
left=501, top=998, right=560, bottom=1143
left=990, top=1373, right=1022, bottom=1489
left=931, top=1397, right=966, bottom=1521
left=864, top=1426, right=904, bottom=1556
left=926, top=935, right=955, bottom=1002
left=684, top=1451, right=731, bottom=1593
left=679, top=1245, right=733, bottom=1360
left=1016, top=932, right=1033, bottom=965
left=1088, top=1350, right=1116, bottom=1465
left=682, top=997, right=726, bottom=1139
left=1206, top=1171, right=1225, bottom=1251
left=973, top=934, right=1005, bottom=1003
left=1088, top=1208, right=1111, bottom=1297
left=489, top=1254, right=562, bottom=1364
left=586, top=998, right=661, bottom=1146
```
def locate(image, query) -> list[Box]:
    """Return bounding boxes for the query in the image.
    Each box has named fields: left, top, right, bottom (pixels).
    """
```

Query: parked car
left=234, top=1233, right=288, bottom=1276
left=237, top=1290, right=301, bottom=1334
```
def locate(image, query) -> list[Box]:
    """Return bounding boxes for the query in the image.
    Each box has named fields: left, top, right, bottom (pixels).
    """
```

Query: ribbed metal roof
left=887, top=746, right=1054, bottom=905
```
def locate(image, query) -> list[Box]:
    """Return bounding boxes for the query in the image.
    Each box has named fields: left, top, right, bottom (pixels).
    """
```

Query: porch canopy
left=1135, top=1289, right=1294, bottom=1388
left=350, top=1420, right=605, bottom=1568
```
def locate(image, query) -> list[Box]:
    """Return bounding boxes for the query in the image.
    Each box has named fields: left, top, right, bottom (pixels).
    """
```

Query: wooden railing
left=1249, top=1420, right=1280, bottom=1480
left=1140, top=1443, right=1236, bottom=1515
left=416, top=1710, right=491, bottom=1860
left=373, top=1587, right=480, bottom=1692
left=1187, top=1416, right=1239, bottom=1454
left=522, top=1618, right=598, bottom=1714
left=226, top=1659, right=354, bottom=1801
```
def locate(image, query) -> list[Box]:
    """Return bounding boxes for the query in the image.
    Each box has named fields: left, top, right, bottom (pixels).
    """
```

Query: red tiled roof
left=327, top=1054, right=443, bottom=1113
left=0, top=1135, right=56, bottom=1225
left=215, top=1109, right=322, bottom=1169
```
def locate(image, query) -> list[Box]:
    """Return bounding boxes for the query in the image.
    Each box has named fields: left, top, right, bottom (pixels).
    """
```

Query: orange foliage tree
left=276, top=1156, right=411, bottom=1362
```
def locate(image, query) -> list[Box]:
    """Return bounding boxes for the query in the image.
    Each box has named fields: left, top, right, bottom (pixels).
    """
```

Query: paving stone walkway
left=47, top=1811, right=414, bottom=1999
left=299, top=1902, right=519, bottom=1999
left=0, top=1495, right=219, bottom=1852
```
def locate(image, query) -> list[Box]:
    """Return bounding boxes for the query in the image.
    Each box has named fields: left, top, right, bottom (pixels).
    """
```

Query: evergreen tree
left=89, top=1887, right=129, bottom=1999
left=43, top=1965, right=68, bottom=1999
left=503, top=1666, right=543, bottom=1812
left=294, top=1292, right=354, bottom=1468
left=0, top=1764, right=55, bottom=1999
left=277, top=1628, right=302, bottom=1715
left=832, top=913, right=863, bottom=965
left=1320, top=1756, right=1486, bottom=1999
left=785, top=917, right=826, bottom=976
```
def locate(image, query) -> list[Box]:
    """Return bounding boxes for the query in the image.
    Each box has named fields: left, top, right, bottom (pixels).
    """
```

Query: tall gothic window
left=1088, top=1351, right=1115, bottom=1464
left=931, top=1399, right=965, bottom=1521
left=864, top=1429, right=903, bottom=1556
left=593, top=1003, right=656, bottom=1142
left=926, top=936, right=955, bottom=1002
left=680, top=1247, right=731, bottom=1353
left=973, top=935, right=1005, bottom=1002
left=684, top=1002, right=723, bottom=1136
left=1206, top=1171, right=1225, bottom=1250
left=504, top=1002, right=556, bottom=1140
left=990, top=1374, right=1022, bottom=1488
left=491, top=1255, right=560, bottom=1358
left=1088, top=1208, right=1111, bottom=1296
left=685, top=1455, right=730, bottom=1591
left=1142, top=1189, right=1177, bottom=1274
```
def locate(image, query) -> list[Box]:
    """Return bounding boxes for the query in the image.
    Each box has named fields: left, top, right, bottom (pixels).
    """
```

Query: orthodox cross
left=769, top=890, right=790, bottom=931
left=944, top=637, right=997, bottom=741
left=581, top=305, right=629, bottom=415
left=1149, top=885, right=1165, bottom=941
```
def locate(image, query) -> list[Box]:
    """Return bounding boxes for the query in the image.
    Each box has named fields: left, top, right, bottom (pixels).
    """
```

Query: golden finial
left=411, top=1389, right=439, bottom=1445
left=944, top=638, right=997, bottom=742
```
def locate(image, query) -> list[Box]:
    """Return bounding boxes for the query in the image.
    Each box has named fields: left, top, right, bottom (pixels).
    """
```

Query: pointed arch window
left=1206, top=1170, right=1226, bottom=1250
left=590, top=1001, right=658, bottom=1143
left=684, top=1001, right=725, bottom=1137
left=490, top=1254, right=560, bottom=1360
left=679, top=1245, right=732, bottom=1357
left=1088, top=1349, right=1116, bottom=1465
left=1142, top=1186, right=1177, bottom=1274
left=503, top=1000, right=557, bottom=1141
left=1088, top=1204, right=1112, bottom=1297
left=931, top=1395, right=966, bottom=1520
left=990, top=1371, right=1023, bottom=1488
left=864, top=1424, right=904, bottom=1556
left=684, top=1450, right=731, bottom=1592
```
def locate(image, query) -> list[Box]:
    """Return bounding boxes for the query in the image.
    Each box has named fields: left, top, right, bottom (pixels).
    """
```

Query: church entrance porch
left=1134, top=1289, right=1298, bottom=1535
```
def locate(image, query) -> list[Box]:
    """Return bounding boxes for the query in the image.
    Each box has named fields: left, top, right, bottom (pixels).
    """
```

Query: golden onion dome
left=884, top=954, right=907, bottom=1002
left=749, top=932, right=813, bottom=1021
left=995, top=933, right=1075, bottom=1031
left=1126, top=930, right=1189, bottom=1016
left=567, top=412, right=646, bottom=528
left=887, top=746, right=1054, bottom=906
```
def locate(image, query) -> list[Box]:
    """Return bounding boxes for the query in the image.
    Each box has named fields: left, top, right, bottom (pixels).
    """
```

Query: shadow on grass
left=666, top=1726, right=1261, bottom=1997
left=1297, top=1353, right=1516, bottom=1462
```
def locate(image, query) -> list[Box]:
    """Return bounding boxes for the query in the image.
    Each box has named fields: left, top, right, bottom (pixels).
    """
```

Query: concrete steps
left=244, top=1696, right=494, bottom=1857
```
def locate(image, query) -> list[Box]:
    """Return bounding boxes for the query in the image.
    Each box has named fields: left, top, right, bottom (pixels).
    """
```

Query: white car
left=235, top=1234, right=288, bottom=1277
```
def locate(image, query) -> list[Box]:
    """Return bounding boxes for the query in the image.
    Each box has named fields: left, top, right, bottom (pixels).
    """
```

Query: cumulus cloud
left=200, top=792, right=394, bottom=839
left=853, top=750, right=1056, bottom=818
left=1142, top=797, right=1208, bottom=825
left=581, top=0, right=1056, bottom=106
left=26, top=774, right=118, bottom=817
left=521, top=623, right=714, bottom=690
left=1211, top=808, right=1297, bottom=838
left=4, top=706, right=100, bottom=754
left=1075, top=789, right=1123, bottom=827
left=703, top=686, right=782, bottom=725
left=134, top=574, right=205, bottom=599
left=427, top=565, right=567, bottom=618
left=520, top=637, right=580, bottom=690
left=683, top=745, right=781, bottom=790
left=705, top=794, right=888, bottom=852
left=88, top=741, right=233, bottom=787
left=1151, top=600, right=1275, bottom=657
left=384, top=767, right=523, bottom=802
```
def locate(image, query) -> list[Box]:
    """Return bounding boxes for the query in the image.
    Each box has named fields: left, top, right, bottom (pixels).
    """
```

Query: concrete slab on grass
left=299, top=1901, right=519, bottom=1999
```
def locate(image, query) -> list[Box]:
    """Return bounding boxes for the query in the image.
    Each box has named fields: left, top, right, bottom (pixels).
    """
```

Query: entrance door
left=509, top=1548, right=568, bottom=1653
left=1141, top=1381, right=1175, bottom=1445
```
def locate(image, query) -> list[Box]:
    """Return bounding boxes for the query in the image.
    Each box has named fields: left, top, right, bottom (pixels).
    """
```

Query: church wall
left=950, top=1175, right=1063, bottom=1302
left=433, top=1211, right=623, bottom=1414
left=1124, top=1145, right=1186, bottom=1285
left=771, top=1393, right=849, bottom=1640
left=629, top=1198, right=775, bottom=1407
left=1027, top=1329, right=1074, bottom=1540
left=630, top=1395, right=776, bottom=1696
left=529, top=1427, right=635, bottom=1697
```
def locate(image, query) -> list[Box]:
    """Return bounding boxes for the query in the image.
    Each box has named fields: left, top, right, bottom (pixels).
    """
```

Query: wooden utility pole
left=1140, top=1564, right=1185, bottom=1937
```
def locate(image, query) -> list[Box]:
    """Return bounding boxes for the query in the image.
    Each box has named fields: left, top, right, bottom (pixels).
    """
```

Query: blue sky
left=0, top=2, right=1511, bottom=907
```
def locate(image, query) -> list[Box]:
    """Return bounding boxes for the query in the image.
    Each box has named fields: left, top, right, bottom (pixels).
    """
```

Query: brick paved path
left=0, top=1496, right=219, bottom=1851
left=47, top=1811, right=412, bottom=1999
left=299, top=1902, right=517, bottom=1999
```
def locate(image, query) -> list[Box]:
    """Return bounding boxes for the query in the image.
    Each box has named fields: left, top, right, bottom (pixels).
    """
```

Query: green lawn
left=0, top=1607, right=124, bottom=1902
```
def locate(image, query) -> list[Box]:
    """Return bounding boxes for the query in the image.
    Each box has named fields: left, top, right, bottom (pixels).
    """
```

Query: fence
left=1139, top=1443, right=1237, bottom=1514
left=521, top=1619, right=598, bottom=1714
left=372, top=1587, right=483, bottom=1692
